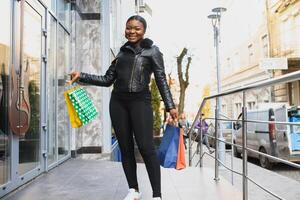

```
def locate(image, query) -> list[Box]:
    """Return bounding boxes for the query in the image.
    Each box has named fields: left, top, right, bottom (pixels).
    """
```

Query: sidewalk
left=4, top=157, right=241, bottom=200
left=192, top=146, right=300, bottom=200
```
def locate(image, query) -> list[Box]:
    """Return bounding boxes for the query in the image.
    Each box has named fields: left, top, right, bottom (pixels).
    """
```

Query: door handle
left=42, top=123, right=47, bottom=131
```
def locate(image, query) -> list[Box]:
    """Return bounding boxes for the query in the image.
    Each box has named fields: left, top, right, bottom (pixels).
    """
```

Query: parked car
left=207, top=121, right=234, bottom=149
left=233, top=104, right=300, bottom=169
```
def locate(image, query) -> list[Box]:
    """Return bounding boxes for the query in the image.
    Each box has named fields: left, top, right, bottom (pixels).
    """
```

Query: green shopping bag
left=65, top=86, right=98, bottom=127
left=65, top=87, right=82, bottom=128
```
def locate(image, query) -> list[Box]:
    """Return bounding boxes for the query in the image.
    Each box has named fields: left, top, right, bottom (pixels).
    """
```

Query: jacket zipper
left=129, top=51, right=143, bottom=92
left=129, top=54, right=138, bottom=92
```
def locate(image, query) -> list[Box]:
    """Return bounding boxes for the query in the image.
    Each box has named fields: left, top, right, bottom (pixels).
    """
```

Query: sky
left=151, top=0, right=218, bottom=76
left=149, top=0, right=266, bottom=117
left=150, top=0, right=225, bottom=116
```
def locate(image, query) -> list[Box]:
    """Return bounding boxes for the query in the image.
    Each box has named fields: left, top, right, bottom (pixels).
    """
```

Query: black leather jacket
left=79, top=38, right=175, bottom=111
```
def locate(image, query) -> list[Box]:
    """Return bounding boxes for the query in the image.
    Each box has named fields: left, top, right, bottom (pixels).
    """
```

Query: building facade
left=210, top=0, right=300, bottom=119
left=268, top=0, right=300, bottom=105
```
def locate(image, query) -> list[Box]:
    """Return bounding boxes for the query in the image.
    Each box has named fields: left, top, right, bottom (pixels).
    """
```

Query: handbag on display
left=64, top=85, right=98, bottom=128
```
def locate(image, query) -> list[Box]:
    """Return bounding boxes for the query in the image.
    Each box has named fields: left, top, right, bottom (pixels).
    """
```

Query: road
left=273, top=163, right=300, bottom=182
left=242, top=155, right=300, bottom=182
left=196, top=148, right=300, bottom=200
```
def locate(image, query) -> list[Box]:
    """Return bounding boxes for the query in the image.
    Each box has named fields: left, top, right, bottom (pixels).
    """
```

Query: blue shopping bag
left=111, top=137, right=122, bottom=162
left=157, top=124, right=180, bottom=168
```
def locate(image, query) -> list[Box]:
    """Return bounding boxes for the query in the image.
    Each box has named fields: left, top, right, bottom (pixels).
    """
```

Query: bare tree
left=162, top=72, right=173, bottom=124
left=177, top=48, right=192, bottom=116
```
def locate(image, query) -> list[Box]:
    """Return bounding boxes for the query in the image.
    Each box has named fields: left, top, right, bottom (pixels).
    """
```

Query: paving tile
left=5, top=158, right=241, bottom=200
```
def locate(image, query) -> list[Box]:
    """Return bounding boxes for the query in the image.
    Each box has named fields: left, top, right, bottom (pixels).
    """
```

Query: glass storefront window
left=43, top=0, right=56, bottom=12
left=57, top=0, right=70, bottom=30
left=57, top=25, right=70, bottom=160
left=0, top=0, right=11, bottom=186
left=18, top=2, right=41, bottom=175
left=0, top=0, right=72, bottom=196
left=47, top=15, right=57, bottom=166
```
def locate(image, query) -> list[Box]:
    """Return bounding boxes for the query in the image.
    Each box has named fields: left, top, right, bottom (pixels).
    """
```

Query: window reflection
left=57, top=0, right=70, bottom=29
left=47, top=16, right=57, bottom=166
left=0, top=0, right=11, bottom=185
left=18, top=2, right=41, bottom=176
left=57, top=25, right=70, bottom=160
left=43, top=0, right=56, bottom=12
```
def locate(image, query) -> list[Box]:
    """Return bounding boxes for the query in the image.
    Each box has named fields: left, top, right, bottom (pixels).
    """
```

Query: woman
left=68, top=15, right=177, bottom=200
left=195, top=115, right=214, bottom=154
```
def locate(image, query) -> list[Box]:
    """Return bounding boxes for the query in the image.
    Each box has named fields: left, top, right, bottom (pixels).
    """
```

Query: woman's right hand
left=66, top=71, right=80, bottom=85
left=169, top=108, right=178, bottom=120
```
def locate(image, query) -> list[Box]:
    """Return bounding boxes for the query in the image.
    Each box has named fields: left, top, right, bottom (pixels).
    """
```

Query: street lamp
left=207, top=7, right=226, bottom=170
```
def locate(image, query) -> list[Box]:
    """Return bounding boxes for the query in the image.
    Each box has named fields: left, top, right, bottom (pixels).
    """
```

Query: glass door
left=0, top=0, right=72, bottom=197
left=0, top=0, right=12, bottom=186
left=47, top=0, right=71, bottom=167
left=17, top=0, right=44, bottom=176
left=47, top=15, right=57, bottom=166
left=57, top=25, right=70, bottom=161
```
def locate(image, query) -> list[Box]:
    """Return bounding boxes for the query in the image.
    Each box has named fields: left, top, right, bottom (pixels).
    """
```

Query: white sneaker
left=153, top=198, right=162, bottom=200
left=123, top=188, right=142, bottom=200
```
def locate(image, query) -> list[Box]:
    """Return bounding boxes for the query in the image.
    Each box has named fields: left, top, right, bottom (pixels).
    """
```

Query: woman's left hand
left=169, top=109, right=178, bottom=120
left=66, top=71, right=80, bottom=85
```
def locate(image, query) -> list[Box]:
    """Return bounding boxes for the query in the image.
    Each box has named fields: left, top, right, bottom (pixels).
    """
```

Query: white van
left=233, top=104, right=300, bottom=169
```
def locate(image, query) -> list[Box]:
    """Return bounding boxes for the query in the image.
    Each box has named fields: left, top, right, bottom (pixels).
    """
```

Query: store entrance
left=16, top=0, right=44, bottom=176
left=0, top=0, right=71, bottom=197
left=0, top=0, right=47, bottom=196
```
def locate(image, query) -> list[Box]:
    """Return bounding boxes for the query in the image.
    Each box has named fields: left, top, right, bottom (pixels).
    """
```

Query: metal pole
left=231, top=121, right=234, bottom=185
left=199, top=116, right=203, bottom=167
left=215, top=17, right=225, bottom=166
left=214, top=107, right=219, bottom=181
left=189, top=122, right=192, bottom=166
left=242, top=91, right=248, bottom=200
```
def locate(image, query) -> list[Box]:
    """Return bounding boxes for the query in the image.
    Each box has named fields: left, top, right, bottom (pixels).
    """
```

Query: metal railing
left=187, top=70, right=300, bottom=200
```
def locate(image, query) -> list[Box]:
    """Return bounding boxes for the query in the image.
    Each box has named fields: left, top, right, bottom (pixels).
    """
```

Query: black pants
left=109, top=92, right=161, bottom=198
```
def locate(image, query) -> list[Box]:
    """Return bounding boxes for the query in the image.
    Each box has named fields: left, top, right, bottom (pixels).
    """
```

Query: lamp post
left=208, top=7, right=226, bottom=169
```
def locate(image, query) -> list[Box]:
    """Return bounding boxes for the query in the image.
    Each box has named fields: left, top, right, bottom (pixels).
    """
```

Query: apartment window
left=135, top=0, right=145, bottom=13
left=288, top=81, right=300, bottom=106
left=248, top=44, right=254, bottom=64
left=222, top=104, right=227, bottom=114
left=247, top=101, right=256, bottom=110
left=262, top=34, right=269, bottom=58
left=235, top=103, right=242, bottom=118
left=280, top=18, right=292, bottom=52
left=295, top=14, right=300, bottom=51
